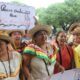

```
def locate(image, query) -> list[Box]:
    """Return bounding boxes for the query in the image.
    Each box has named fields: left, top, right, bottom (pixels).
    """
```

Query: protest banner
left=0, top=2, right=35, bottom=30
left=50, top=69, right=80, bottom=80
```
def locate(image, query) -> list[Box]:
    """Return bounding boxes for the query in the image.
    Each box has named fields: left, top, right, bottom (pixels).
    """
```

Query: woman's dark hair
left=33, top=30, right=47, bottom=38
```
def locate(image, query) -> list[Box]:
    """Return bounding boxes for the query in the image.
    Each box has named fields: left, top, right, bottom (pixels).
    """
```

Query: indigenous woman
left=22, top=23, right=64, bottom=80
left=54, top=31, right=74, bottom=74
left=0, top=34, right=22, bottom=80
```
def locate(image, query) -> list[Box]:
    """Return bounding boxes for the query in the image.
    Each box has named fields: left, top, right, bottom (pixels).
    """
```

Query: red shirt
left=54, top=44, right=74, bottom=74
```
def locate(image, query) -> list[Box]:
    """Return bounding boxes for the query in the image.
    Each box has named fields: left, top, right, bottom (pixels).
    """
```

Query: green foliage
left=36, top=0, right=80, bottom=32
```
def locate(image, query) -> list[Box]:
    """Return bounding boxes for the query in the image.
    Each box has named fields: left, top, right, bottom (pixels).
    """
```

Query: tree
left=36, top=0, right=80, bottom=32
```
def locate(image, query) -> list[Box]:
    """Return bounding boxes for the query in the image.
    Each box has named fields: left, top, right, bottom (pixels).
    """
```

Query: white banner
left=0, top=2, right=35, bottom=30
left=50, top=69, right=80, bottom=80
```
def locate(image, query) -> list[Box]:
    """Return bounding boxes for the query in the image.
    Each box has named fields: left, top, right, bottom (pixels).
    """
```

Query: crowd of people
left=0, top=21, right=80, bottom=80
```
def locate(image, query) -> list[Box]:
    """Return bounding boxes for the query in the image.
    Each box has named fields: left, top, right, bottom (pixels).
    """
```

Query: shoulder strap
left=43, top=59, right=50, bottom=76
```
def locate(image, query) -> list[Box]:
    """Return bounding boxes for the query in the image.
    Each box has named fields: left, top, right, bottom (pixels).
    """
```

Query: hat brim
left=8, top=30, right=24, bottom=36
left=69, top=22, right=80, bottom=33
left=0, top=35, right=11, bottom=43
left=0, top=34, right=16, bottom=49
left=29, top=24, right=52, bottom=38
left=72, top=27, right=80, bottom=34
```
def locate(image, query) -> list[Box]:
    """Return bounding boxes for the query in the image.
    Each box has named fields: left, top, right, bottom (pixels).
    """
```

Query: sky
left=0, top=0, right=64, bottom=9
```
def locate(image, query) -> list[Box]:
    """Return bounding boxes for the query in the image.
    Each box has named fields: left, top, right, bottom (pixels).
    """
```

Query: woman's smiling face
left=72, top=27, right=80, bottom=44
left=57, top=32, right=67, bottom=45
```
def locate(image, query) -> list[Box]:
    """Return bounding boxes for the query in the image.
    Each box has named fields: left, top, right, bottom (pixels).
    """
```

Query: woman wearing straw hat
left=8, top=30, right=24, bottom=53
left=22, top=23, right=64, bottom=80
left=0, top=34, right=22, bottom=80
left=67, top=22, right=80, bottom=46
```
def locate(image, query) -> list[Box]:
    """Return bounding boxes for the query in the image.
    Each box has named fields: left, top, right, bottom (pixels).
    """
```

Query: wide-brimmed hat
left=69, top=22, right=80, bottom=33
left=72, top=27, right=80, bottom=34
left=29, top=23, right=52, bottom=38
left=0, top=34, right=11, bottom=43
left=0, top=30, right=8, bottom=35
left=8, top=30, right=24, bottom=36
left=0, top=34, right=16, bottom=49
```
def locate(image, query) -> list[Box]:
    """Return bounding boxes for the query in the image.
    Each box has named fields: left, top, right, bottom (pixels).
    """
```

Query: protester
left=67, top=23, right=80, bottom=70
left=72, top=27, right=80, bottom=68
left=53, top=31, right=74, bottom=74
left=0, top=34, right=22, bottom=80
left=67, top=22, right=80, bottom=46
left=22, top=22, right=64, bottom=80
left=8, top=30, right=25, bottom=53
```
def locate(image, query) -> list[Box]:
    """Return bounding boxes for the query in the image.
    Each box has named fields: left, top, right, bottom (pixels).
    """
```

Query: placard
left=0, top=2, right=35, bottom=30
left=50, top=69, right=80, bottom=80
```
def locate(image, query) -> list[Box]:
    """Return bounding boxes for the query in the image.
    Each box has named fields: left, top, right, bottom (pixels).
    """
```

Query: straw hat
left=69, top=22, right=80, bottom=33
left=0, top=34, right=16, bottom=49
left=29, top=23, right=52, bottom=38
left=0, top=34, right=11, bottom=43
left=72, top=27, right=80, bottom=34
left=0, top=30, right=8, bottom=35
left=8, top=30, right=24, bottom=36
